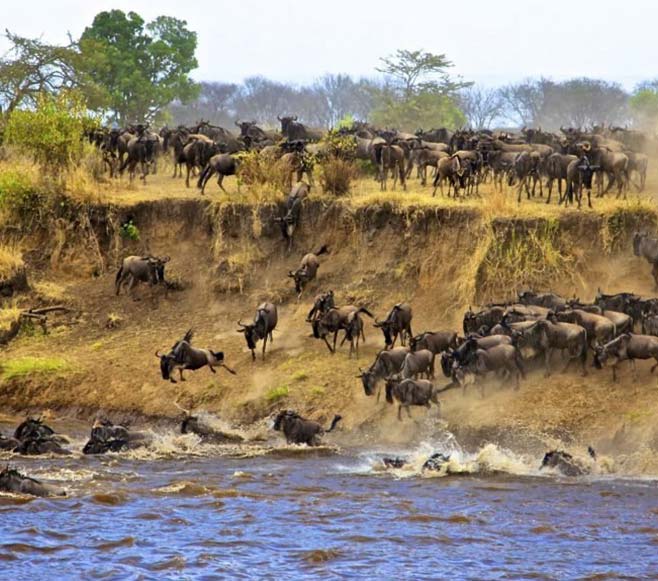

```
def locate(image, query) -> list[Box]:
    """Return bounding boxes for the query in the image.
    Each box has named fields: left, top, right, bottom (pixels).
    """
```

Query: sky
left=1, top=0, right=654, bottom=90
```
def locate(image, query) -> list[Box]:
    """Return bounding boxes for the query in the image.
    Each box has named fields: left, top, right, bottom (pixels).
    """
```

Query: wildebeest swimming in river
left=175, top=402, right=244, bottom=444
left=83, top=418, right=153, bottom=455
left=0, top=466, right=66, bottom=497
left=237, top=302, right=278, bottom=360
left=11, top=417, right=71, bottom=456
left=272, top=410, right=342, bottom=446
left=540, top=447, right=596, bottom=476
left=157, top=329, right=236, bottom=383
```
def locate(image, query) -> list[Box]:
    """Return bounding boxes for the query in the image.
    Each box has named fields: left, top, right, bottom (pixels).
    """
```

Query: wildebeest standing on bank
left=563, top=155, right=598, bottom=209
left=237, top=302, right=278, bottom=360
left=273, top=410, right=342, bottom=446
left=156, top=329, right=236, bottom=383
left=375, top=303, right=413, bottom=349
left=288, top=245, right=329, bottom=297
left=197, top=153, right=238, bottom=194
left=633, top=232, right=658, bottom=289
left=115, top=255, right=170, bottom=296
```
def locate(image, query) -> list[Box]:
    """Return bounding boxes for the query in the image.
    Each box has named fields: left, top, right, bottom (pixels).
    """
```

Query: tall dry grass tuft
left=319, top=156, right=358, bottom=196
left=0, top=244, right=24, bottom=280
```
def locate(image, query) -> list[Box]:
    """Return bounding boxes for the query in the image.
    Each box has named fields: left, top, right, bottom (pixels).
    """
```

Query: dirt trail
left=2, top=195, right=658, bottom=470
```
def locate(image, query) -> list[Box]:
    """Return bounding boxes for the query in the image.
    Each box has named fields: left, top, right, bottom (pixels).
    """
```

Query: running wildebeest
left=593, top=333, right=658, bottom=381
left=306, top=290, right=335, bottom=322
left=272, top=410, right=342, bottom=446
left=275, top=182, right=310, bottom=249
left=175, top=402, right=244, bottom=443
left=358, top=347, right=409, bottom=400
left=312, top=305, right=374, bottom=357
left=237, top=302, right=278, bottom=360
left=115, top=255, right=170, bottom=296
left=375, top=303, right=413, bottom=348
left=517, top=290, right=567, bottom=312
left=409, top=331, right=459, bottom=355
left=288, top=245, right=329, bottom=297
left=197, top=153, right=238, bottom=194
left=384, top=376, right=441, bottom=421
left=555, top=309, right=616, bottom=348
left=0, top=467, right=66, bottom=497
left=156, top=329, right=236, bottom=383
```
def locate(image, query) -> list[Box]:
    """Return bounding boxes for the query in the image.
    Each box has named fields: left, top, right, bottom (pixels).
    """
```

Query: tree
left=376, top=49, right=469, bottom=98
left=499, top=79, right=549, bottom=126
left=630, top=81, right=658, bottom=130
left=0, top=31, right=91, bottom=117
left=168, top=81, right=239, bottom=127
left=79, top=10, right=199, bottom=123
left=5, top=91, right=90, bottom=172
left=459, top=87, right=505, bottom=129
left=371, top=49, right=468, bottom=131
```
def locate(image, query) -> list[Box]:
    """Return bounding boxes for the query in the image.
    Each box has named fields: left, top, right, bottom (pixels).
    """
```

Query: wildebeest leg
left=631, top=358, right=637, bottom=382
left=397, top=405, right=403, bottom=421
left=651, top=263, right=658, bottom=290
left=185, top=163, right=192, bottom=188
left=587, top=188, right=592, bottom=209
left=650, top=358, right=658, bottom=373
left=209, top=365, right=216, bottom=373
left=262, top=334, right=268, bottom=360
left=612, top=364, right=617, bottom=382
left=322, top=335, right=334, bottom=354
left=218, top=174, right=227, bottom=193
left=544, top=348, right=552, bottom=377
left=179, top=369, right=186, bottom=382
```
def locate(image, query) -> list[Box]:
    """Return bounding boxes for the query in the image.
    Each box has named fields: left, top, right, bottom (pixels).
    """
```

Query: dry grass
left=0, top=304, right=22, bottom=332
left=33, top=280, right=68, bottom=302
left=0, top=244, right=23, bottom=279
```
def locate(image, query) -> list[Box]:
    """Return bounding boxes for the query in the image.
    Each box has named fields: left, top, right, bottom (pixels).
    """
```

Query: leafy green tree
left=630, top=81, right=658, bottom=130
left=371, top=49, right=469, bottom=131
left=79, top=10, right=199, bottom=123
left=5, top=91, right=90, bottom=172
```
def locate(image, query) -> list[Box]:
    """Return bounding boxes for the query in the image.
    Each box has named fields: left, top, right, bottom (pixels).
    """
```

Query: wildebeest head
left=145, top=255, right=170, bottom=285
left=236, top=318, right=260, bottom=358
left=288, top=269, right=304, bottom=294
left=576, top=155, right=599, bottom=189
left=357, top=368, right=377, bottom=396
left=181, top=415, right=202, bottom=435
left=633, top=232, right=646, bottom=257
left=156, top=351, right=176, bottom=380
left=278, top=115, right=297, bottom=135
left=374, top=319, right=394, bottom=346
left=273, top=409, right=298, bottom=432
left=463, top=307, right=477, bottom=334
left=14, top=417, right=54, bottom=442
left=541, top=450, right=571, bottom=469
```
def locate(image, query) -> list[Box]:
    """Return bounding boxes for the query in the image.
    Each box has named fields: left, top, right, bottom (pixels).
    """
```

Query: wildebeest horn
left=221, top=363, right=237, bottom=375
left=161, top=256, right=170, bottom=263
left=277, top=115, right=282, bottom=121
left=293, top=115, right=298, bottom=121
left=235, top=120, right=241, bottom=127
left=237, top=320, right=246, bottom=328
left=155, top=350, right=162, bottom=357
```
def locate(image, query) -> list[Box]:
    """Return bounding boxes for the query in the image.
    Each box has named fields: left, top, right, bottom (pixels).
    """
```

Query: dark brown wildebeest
left=272, top=410, right=342, bottom=446
left=312, top=305, right=374, bottom=357
left=518, top=318, right=588, bottom=376
left=593, top=333, right=658, bottom=381
left=156, top=329, right=236, bottom=383
left=411, top=146, right=448, bottom=185
left=119, top=132, right=158, bottom=183
left=432, top=154, right=467, bottom=197
left=288, top=245, right=329, bottom=297
left=0, top=467, right=66, bottom=497
left=566, top=300, right=632, bottom=337
left=409, top=331, right=459, bottom=355
left=378, top=144, right=407, bottom=191
left=197, top=153, right=238, bottom=193
left=115, top=255, right=170, bottom=297
left=237, top=302, right=278, bottom=360
left=595, top=289, right=644, bottom=325
left=517, top=290, right=567, bottom=312
left=358, top=347, right=409, bottom=400
left=555, top=309, right=616, bottom=348
left=275, top=182, right=310, bottom=248
left=375, top=303, right=413, bottom=348
left=544, top=153, right=577, bottom=204
left=82, top=418, right=152, bottom=455
left=277, top=115, right=323, bottom=142
left=183, top=134, right=218, bottom=188
left=627, top=152, right=648, bottom=192
left=306, top=290, right=335, bottom=322
left=633, top=232, right=658, bottom=290
left=451, top=343, right=525, bottom=395
left=399, top=349, right=435, bottom=379
left=440, top=335, right=513, bottom=378
left=384, top=377, right=441, bottom=421
left=563, top=155, right=598, bottom=209
left=512, top=150, right=543, bottom=202
left=12, top=417, right=71, bottom=456
left=463, top=306, right=507, bottom=335
left=487, top=150, right=518, bottom=192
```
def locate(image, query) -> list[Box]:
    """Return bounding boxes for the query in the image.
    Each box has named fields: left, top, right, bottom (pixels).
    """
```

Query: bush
left=0, top=356, right=72, bottom=381
left=119, top=219, right=141, bottom=241
left=4, top=92, right=93, bottom=173
left=320, top=155, right=359, bottom=196
left=236, top=150, right=291, bottom=193
left=265, top=385, right=289, bottom=403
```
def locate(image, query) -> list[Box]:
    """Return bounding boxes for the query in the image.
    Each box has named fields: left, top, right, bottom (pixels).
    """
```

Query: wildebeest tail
left=182, top=328, right=194, bottom=343
left=114, top=264, right=124, bottom=291
left=356, top=307, right=375, bottom=318
left=315, top=244, right=330, bottom=256
left=196, top=163, right=211, bottom=189
left=326, top=414, right=342, bottom=433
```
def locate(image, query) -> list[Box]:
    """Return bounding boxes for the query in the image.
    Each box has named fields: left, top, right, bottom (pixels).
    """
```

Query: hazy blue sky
left=1, top=0, right=654, bottom=89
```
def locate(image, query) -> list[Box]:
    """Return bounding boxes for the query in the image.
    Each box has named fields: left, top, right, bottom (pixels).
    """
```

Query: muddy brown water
left=1, top=417, right=658, bottom=579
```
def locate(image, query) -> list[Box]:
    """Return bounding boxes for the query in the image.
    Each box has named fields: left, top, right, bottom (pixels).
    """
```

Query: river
left=1, top=417, right=658, bottom=579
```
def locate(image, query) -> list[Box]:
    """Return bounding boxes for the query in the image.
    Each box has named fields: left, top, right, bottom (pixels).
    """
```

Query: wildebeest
left=463, top=306, right=506, bottom=334
left=517, top=290, right=567, bottom=312
left=83, top=418, right=152, bottom=455
left=237, top=302, right=278, bottom=360
left=0, top=467, right=66, bottom=497
left=115, top=255, right=170, bottom=296
left=272, top=410, right=342, bottom=446
left=156, top=329, right=236, bottom=383
left=633, top=232, right=658, bottom=289
left=307, top=290, right=335, bottom=322
left=175, top=402, right=244, bottom=443
left=312, top=305, right=374, bottom=357
left=197, top=153, right=238, bottom=193
left=556, top=309, right=615, bottom=348
left=409, top=331, right=459, bottom=355
left=11, top=417, right=70, bottom=455
left=277, top=115, right=323, bottom=142
left=275, top=182, right=309, bottom=248
left=288, top=245, right=329, bottom=297
left=358, top=347, right=409, bottom=399
left=566, top=300, right=633, bottom=337
left=375, top=303, right=413, bottom=348
left=378, top=144, right=407, bottom=191
left=400, top=349, right=435, bottom=379
left=563, top=155, right=598, bottom=209
left=432, top=154, right=467, bottom=197
left=593, top=333, right=658, bottom=381
left=384, top=377, right=441, bottom=420
left=518, top=318, right=588, bottom=376
left=595, top=289, right=644, bottom=325
left=119, top=130, right=158, bottom=183
left=450, top=342, right=525, bottom=395
left=540, top=449, right=595, bottom=477
left=545, top=153, right=577, bottom=204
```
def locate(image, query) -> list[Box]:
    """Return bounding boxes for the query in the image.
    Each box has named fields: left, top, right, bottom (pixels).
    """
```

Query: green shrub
left=1, top=356, right=72, bottom=381
left=119, top=220, right=140, bottom=241
left=265, top=385, right=289, bottom=403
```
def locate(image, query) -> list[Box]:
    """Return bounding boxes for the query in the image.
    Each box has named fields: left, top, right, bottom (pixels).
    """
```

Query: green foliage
left=119, top=219, right=140, bottom=241
left=370, top=90, right=465, bottom=132
left=336, top=114, right=355, bottom=129
left=630, top=82, right=658, bottom=130
left=79, top=10, right=199, bottom=123
left=265, top=385, right=289, bottom=403
left=0, top=356, right=72, bottom=381
left=0, top=167, right=43, bottom=223
left=4, top=92, right=89, bottom=171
